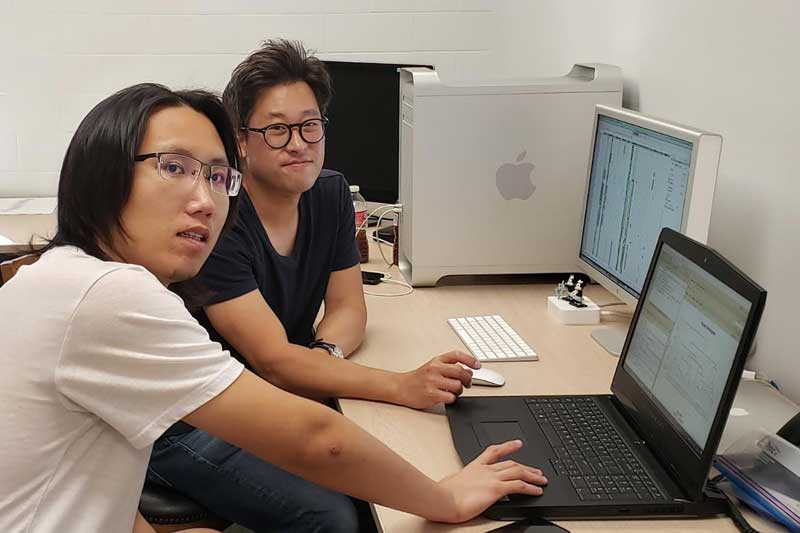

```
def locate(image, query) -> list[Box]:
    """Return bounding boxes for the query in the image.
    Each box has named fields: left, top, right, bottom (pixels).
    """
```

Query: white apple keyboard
left=447, top=315, right=538, bottom=362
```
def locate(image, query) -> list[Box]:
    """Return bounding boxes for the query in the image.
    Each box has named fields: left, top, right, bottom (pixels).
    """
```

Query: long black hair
left=39, top=83, right=241, bottom=260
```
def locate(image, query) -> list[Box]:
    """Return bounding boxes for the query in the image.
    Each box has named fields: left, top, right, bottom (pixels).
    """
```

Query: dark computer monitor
left=322, top=61, right=433, bottom=204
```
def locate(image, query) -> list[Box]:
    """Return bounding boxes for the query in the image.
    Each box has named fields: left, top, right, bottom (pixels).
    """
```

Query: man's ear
left=237, top=132, right=248, bottom=160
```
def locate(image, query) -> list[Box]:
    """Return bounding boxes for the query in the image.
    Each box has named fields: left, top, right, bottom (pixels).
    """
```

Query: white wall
left=493, top=0, right=800, bottom=402
left=0, top=0, right=499, bottom=197
left=3, top=0, right=799, bottom=401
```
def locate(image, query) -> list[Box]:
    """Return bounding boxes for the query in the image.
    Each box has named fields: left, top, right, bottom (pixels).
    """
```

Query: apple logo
left=496, top=150, right=536, bottom=200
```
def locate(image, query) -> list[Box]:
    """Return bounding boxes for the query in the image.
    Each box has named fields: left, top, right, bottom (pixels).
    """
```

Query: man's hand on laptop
left=392, top=351, right=479, bottom=409
left=435, top=439, right=548, bottom=523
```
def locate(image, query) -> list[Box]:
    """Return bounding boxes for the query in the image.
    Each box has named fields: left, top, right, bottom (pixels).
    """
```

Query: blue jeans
left=147, top=428, right=360, bottom=533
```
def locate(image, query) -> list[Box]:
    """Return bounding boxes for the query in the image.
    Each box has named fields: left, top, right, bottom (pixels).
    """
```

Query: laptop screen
left=622, top=242, right=752, bottom=451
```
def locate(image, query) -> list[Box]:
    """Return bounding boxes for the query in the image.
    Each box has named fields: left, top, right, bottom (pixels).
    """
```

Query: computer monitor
left=577, top=105, right=722, bottom=355
left=322, top=61, right=432, bottom=206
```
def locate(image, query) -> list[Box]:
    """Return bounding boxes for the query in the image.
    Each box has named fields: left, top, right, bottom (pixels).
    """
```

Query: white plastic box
left=546, top=296, right=600, bottom=325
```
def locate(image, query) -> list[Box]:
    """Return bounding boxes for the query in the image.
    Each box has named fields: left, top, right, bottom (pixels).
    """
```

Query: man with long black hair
left=0, top=82, right=547, bottom=533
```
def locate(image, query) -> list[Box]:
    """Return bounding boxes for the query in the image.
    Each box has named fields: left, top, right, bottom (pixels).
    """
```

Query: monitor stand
left=590, top=325, right=629, bottom=357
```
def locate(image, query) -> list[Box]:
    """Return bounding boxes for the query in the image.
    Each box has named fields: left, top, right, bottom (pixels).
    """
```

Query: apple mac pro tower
left=397, top=64, right=623, bottom=286
left=578, top=105, right=722, bottom=355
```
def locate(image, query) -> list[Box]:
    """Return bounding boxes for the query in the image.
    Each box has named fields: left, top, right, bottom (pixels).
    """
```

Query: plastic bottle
left=350, top=185, right=369, bottom=263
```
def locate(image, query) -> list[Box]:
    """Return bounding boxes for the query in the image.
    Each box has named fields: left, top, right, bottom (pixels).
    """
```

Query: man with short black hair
left=147, top=40, right=482, bottom=532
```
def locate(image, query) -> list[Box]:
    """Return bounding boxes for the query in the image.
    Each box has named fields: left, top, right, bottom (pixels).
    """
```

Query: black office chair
left=139, top=480, right=231, bottom=532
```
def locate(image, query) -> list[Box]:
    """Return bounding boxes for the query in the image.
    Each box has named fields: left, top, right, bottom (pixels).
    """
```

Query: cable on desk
left=357, top=205, right=412, bottom=296
left=358, top=204, right=403, bottom=268
left=599, top=309, right=633, bottom=318
left=372, top=206, right=400, bottom=267
left=706, top=475, right=762, bottom=533
left=363, top=277, right=413, bottom=297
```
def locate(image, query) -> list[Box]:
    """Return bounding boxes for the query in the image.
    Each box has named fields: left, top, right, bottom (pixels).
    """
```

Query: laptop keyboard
left=526, top=397, right=666, bottom=501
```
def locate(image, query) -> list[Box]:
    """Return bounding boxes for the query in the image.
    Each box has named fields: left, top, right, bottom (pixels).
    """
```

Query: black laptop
left=446, top=228, right=767, bottom=520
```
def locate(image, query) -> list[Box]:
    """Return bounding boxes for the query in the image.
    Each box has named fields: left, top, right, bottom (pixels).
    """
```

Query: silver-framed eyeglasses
left=134, top=152, right=242, bottom=197
left=241, top=116, right=328, bottom=149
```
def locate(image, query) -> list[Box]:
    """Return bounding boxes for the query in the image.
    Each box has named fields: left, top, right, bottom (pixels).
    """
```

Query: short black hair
left=41, top=83, right=240, bottom=261
left=223, top=39, right=332, bottom=129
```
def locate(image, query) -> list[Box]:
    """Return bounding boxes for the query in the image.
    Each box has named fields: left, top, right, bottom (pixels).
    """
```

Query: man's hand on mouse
left=392, top=351, right=479, bottom=409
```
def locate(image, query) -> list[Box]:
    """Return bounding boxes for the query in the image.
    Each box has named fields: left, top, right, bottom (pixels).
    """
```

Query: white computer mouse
left=470, top=367, right=506, bottom=387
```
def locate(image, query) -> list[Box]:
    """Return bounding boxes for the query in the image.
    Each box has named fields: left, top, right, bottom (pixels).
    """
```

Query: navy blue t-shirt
left=194, top=170, right=360, bottom=369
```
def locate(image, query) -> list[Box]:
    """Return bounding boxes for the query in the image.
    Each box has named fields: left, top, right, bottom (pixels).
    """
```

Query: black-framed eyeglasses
left=241, top=116, right=328, bottom=149
left=134, top=152, right=242, bottom=197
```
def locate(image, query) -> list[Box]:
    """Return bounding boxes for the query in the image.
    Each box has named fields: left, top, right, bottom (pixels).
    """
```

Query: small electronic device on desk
left=361, top=271, right=385, bottom=285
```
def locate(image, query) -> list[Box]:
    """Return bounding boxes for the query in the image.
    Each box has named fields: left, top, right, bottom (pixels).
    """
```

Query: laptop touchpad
left=473, top=421, right=525, bottom=446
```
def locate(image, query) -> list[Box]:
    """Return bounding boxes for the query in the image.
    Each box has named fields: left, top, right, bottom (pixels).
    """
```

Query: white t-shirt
left=0, top=246, right=244, bottom=533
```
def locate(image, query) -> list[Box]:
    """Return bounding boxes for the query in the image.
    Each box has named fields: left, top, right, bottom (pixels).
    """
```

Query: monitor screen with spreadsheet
left=580, top=114, right=692, bottom=298
left=577, top=105, right=722, bottom=355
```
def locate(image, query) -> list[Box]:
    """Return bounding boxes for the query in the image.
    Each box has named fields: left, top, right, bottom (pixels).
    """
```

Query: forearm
left=297, top=403, right=454, bottom=521
left=192, top=371, right=454, bottom=522
left=257, top=343, right=401, bottom=403
left=315, top=305, right=366, bottom=357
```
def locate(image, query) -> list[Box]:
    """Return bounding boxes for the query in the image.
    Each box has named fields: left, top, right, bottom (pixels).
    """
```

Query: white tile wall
left=0, top=96, right=17, bottom=171
left=0, top=172, right=59, bottom=197
left=0, top=133, right=16, bottom=172
left=412, top=12, right=494, bottom=50
left=16, top=126, right=72, bottom=173
left=0, top=5, right=11, bottom=95
left=370, top=0, right=463, bottom=12
left=452, top=50, right=495, bottom=81
left=325, top=14, right=413, bottom=52
left=1, top=0, right=501, bottom=197
left=459, top=0, right=495, bottom=11
left=369, top=0, right=494, bottom=12
left=322, top=0, right=372, bottom=14
left=0, top=61, right=8, bottom=94
left=12, top=0, right=325, bottom=15
left=0, top=96, right=12, bottom=128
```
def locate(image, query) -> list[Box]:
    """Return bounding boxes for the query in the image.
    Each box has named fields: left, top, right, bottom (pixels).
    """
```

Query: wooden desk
left=0, top=213, right=56, bottom=253
left=340, top=257, right=782, bottom=532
